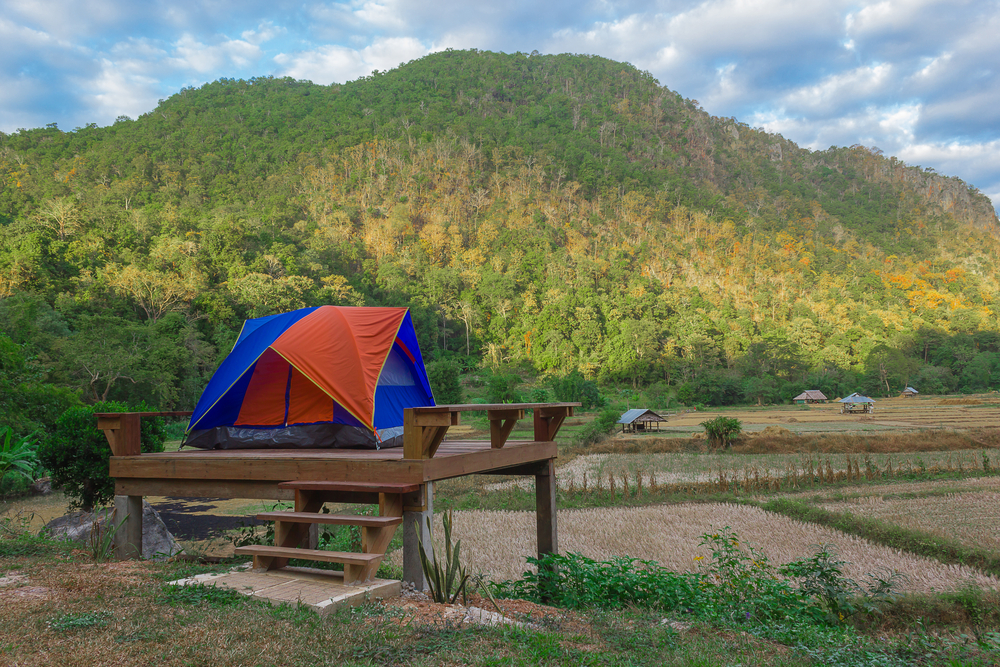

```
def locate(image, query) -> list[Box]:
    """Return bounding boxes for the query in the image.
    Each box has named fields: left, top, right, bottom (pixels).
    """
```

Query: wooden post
left=535, top=458, right=557, bottom=601
left=113, top=495, right=143, bottom=559
left=402, top=482, right=433, bottom=590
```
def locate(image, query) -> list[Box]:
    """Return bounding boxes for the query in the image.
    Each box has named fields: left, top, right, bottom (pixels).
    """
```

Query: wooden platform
left=102, top=403, right=577, bottom=592
left=169, top=564, right=401, bottom=615
left=110, top=439, right=558, bottom=500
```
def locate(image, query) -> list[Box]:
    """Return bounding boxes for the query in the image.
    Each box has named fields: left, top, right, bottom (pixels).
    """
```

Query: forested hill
left=2, top=49, right=1000, bottom=428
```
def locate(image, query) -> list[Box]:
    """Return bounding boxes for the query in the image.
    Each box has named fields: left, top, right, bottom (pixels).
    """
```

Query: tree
left=104, top=264, right=197, bottom=322
left=426, top=360, right=463, bottom=404
left=56, top=316, right=153, bottom=402
left=700, top=416, right=742, bottom=448
left=38, top=401, right=166, bottom=511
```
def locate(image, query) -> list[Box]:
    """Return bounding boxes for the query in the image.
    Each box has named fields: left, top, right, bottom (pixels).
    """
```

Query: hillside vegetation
left=2, top=49, right=1000, bottom=432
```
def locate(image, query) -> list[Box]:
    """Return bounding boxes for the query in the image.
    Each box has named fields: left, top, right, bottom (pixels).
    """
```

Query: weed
left=46, top=611, right=112, bottom=632
left=161, top=583, right=246, bottom=607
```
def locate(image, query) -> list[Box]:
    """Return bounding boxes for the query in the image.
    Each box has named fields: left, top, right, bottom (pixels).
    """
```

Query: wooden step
left=256, top=511, right=402, bottom=527
left=278, top=481, right=421, bottom=494
left=235, top=545, right=381, bottom=566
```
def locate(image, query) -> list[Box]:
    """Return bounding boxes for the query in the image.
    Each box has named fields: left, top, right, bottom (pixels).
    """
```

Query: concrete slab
left=169, top=564, right=400, bottom=615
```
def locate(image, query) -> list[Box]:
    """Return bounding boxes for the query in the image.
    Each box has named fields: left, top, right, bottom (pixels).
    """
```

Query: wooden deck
left=110, top=439, right=558, bottom=499
left=101, top=403, right=577, bottom=591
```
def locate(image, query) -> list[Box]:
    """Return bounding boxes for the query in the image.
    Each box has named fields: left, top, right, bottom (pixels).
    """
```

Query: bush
left=551, top=370, right=605, bottom=409
left=426, top=360, right=463, bottom=404
left=700, top=416, right=742, bottom=448
left=38, top=401, right=166, bottom=511
left=575, top=407, right=620, bottom=447
left=486, top=373, right=522, bottom=403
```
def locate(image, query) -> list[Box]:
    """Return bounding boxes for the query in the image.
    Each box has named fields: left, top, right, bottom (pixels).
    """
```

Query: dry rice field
left=629, top=395, right=1000, bottom=437
left=486, top=448, right=994, bottom=493
left=820, top=489, right=1000, bottom=553
left=389, top=503, right=999, bottom=594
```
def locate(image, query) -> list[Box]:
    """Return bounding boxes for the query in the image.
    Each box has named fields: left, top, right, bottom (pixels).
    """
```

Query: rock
left=42, top=500, right=181, bottom=561
left=30, top=477, right=52, bottom=495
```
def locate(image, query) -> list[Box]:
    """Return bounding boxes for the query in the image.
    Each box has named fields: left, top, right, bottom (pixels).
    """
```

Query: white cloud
left=275, top=36, right=427, bottom=83
left=168, top=33, right=263, bottom=73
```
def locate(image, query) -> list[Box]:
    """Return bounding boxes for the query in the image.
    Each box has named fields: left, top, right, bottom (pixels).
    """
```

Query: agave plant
left=0, top=426, right=40, bottom=485
left=416, top=509, right=470, bottom=604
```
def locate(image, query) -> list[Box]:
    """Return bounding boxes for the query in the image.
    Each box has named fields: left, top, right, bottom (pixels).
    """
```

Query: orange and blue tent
left=183, top=306, right=434, bottom=449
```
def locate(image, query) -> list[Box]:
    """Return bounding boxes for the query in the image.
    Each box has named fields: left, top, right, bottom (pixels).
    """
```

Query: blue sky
left=3, top=0, right=999, bottom=210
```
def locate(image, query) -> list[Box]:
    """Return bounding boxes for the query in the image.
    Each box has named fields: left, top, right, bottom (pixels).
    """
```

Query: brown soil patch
left=377, top=592, right=591, bottom=635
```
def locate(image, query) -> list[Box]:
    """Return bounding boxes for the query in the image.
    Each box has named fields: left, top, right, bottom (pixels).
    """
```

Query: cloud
left=275, top=36, right=427, bottom=83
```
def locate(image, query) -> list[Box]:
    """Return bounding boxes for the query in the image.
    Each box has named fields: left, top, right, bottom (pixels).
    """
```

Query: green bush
left=700, top=416, right=742, bottom=448
left=38, top=401, right=166, bottom=511
left=575, top=407, right=620, bottom=447
left=551, top=370, right=605, bottom=409
left=495, top=528, right=902, bottom=628
left=425, top=360, right=463, bottom=404
left=486, top=373, right=522, bottom=403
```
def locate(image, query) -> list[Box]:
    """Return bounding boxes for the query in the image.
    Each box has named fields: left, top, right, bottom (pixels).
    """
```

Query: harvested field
left=609, top=396, right=1000, bottom=438
left=388, top=503, right=1000, bottom=594
left=820, top=490, right=1000, bottom=552
left=775, top=475, right=1000, bottom=501
left=486, top=448, right=996, bottom=493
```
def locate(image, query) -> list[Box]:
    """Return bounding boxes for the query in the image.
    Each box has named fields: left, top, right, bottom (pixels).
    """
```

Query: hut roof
left=903, top=386, right=919, bottom=394
left=617, top=408, right=667, bottom=424
left=793, top=390, right=828, bottom=401
left=839, top=392, right=875, bottom=403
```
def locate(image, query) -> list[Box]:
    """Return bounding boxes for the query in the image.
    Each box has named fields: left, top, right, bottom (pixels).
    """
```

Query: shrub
left=551, top=370, right=605, bottom=409
left=38, top=401, right=166, bottom=511
left=700, top=416, right=742, bottom=448
left=486, top=373, right=522, bottom=403
left=426, top=360, right=463, bottom=404
left=574, top=407, right=620, bottom=447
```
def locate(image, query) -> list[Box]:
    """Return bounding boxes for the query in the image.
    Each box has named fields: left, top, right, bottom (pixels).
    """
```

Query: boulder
left=43, top=500, right=181, bottom=561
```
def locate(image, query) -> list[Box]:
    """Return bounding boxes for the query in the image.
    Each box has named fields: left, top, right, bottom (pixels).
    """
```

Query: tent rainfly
left=793, top=390, right=828, bottom=404
left=617, top=408, right=667, bottom=433
left=183, top=306, right=435, bottom=450
left=839, top=392, right=875, bottom=414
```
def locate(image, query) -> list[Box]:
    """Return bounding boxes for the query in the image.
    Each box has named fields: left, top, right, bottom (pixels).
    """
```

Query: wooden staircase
left=234, top=481, right=420, bottom=586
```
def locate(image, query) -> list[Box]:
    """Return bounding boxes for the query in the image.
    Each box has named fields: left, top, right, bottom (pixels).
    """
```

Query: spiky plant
left=416, top=509, right=470, bottom=604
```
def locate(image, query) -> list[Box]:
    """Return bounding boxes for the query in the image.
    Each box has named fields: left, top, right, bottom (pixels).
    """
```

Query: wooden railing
left=96, top=412, right=193, bottom=456
left=97, top=402, right=580, bottom=460
left=402, top=403, right=579, bottom=460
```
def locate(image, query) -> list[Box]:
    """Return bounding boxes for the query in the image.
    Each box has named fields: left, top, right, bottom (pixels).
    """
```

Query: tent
left=183, top=306, right=435, bottom=450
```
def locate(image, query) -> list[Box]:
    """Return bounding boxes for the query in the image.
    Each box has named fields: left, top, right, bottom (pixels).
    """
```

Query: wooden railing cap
left=95, top=411, right=194, bottom=418
left=410, top=402, right=580, bottom=412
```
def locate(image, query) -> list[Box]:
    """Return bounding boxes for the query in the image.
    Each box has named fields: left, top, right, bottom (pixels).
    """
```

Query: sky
left=2, top=0, right=999, bottom=210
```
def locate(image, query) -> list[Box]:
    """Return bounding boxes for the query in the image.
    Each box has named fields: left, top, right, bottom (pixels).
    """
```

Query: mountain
left=1, top=49, right=999, bottom=419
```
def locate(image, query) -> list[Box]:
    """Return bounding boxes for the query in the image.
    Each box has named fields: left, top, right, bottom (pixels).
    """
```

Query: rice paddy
left=389, top=503, right=1000, bottom=594
left=820, top=490, right=1000, bottom=553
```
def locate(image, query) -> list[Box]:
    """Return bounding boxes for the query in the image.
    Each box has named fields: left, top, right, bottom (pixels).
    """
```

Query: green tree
left=38, top=401, right=166, bottom=511
left=426, top=360, right=463, bottom=404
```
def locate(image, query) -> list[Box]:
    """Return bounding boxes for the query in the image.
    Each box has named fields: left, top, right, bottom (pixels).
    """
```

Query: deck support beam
left=535, top=459, right=557, bottom=602
left=402, top=482, right=434, bottom=591
left=113, top=494, right=143, bottom=559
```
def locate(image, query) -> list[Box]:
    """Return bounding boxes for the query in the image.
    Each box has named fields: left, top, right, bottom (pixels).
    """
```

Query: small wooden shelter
left=900, top=386, right=919, bottom=398
left=839, top=392, right=875, bottom=414
left=793, top=390, right=828, bottom=404
left=617, top=408, right=666, bottom=433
